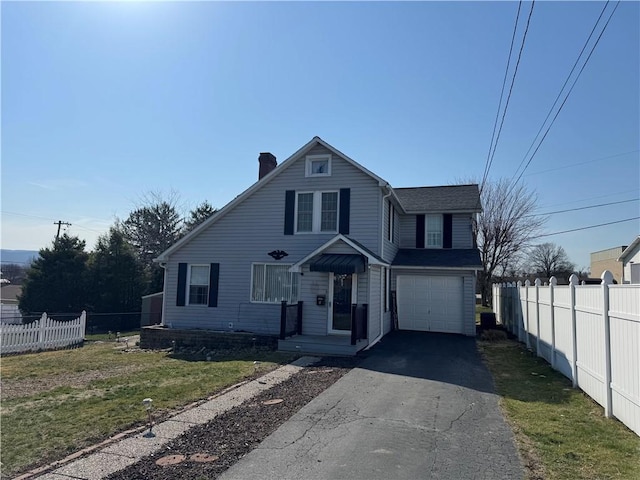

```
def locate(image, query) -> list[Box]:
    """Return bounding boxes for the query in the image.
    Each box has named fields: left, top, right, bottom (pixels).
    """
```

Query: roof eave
left=618, top=235, right=640, bottom=261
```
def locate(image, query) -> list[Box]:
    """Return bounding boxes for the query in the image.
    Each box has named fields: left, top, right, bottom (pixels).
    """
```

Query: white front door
left=328, top=272, right=357, bottom=334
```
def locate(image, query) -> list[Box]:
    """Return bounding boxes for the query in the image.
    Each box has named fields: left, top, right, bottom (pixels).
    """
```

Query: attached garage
left=396, top=275, right=465, bottom=334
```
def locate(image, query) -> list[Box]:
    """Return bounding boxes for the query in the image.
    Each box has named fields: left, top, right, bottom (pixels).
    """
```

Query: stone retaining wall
left=140, top=326, right=278, bottom=350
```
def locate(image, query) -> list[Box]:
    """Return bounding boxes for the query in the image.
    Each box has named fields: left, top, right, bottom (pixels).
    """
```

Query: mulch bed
left=107, top=356, right=359, bottom=480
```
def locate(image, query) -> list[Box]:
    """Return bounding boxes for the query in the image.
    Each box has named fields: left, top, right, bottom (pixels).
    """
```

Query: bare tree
left=1, top=263, right=27, bottom=284
left=121, top=191, right=184, bottom=293
left=528, top=242, right=575, bottom=280
left=474, top=179, right=545, bottom=305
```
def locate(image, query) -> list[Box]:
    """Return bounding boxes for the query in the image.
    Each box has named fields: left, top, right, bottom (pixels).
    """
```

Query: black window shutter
left=339, top=188, right=350, bottom=234
left=284, top=190, right=295, bottom=235
left=208, top=263, right=219, bottom=307
left=443, top=214, right=453, bottom=249
left=416, top=215, right=425, bottom=248
left=176, top=263, right=187, bottom=306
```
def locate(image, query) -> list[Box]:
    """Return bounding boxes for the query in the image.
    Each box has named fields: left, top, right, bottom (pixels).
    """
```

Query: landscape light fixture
left=143, top=398, right=154, bottom=437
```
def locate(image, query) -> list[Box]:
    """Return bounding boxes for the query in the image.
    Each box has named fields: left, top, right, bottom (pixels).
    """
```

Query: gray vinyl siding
left=452, top=214, right=473, bottom=248
left=368, top=265, right=381, bottom=341
left=163, top=144, right=383, bottom=333
left=390, top=268, right=477, bottom=336
left=383, top=200, right=399, bottom=262
left=324, top=242, right=358, bottom=255
left=298, top=269, right=328, bottom=336
left=399, top=214, right=416, bottom=248
left=398, top=213, right=473, bottom=249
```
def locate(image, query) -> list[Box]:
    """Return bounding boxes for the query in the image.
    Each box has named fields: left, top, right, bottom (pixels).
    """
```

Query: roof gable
left=393, top=184, right=481, bottom=213
left=290, top=234, right=388, bottom=272
left=156, top=137, right=389, bottom=262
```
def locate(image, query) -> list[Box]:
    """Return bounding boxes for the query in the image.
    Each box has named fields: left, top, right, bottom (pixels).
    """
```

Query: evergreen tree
left=184, top=201, right=217, bottom=232
left=19, top=234, right=89, bottom=314
left=87, top=227, right=145, bottom=314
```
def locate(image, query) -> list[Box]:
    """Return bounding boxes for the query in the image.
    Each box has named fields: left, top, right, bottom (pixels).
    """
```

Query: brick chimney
left=258, top=152, right=277, bottom=180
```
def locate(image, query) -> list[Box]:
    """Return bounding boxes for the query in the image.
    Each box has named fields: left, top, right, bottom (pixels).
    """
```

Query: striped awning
left=309, top=254, right=366, bottom=274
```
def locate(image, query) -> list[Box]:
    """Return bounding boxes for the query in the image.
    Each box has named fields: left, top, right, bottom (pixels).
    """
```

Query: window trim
left=425, top=214, right=443, bottom=249
left=305, top=154, right=332, bottom=177
left=294, top=190, right=339, bottom=234
left=387, top=201, right=395, bottom=242
left=187, top=264, right=210, bottom=306
left=250, top=263, right=299, bottom=304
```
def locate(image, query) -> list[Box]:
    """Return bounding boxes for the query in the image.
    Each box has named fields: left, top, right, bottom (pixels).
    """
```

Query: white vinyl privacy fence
left=0, top=311, right=86, bottom=354
left=493, top=272, right=640, bottom=436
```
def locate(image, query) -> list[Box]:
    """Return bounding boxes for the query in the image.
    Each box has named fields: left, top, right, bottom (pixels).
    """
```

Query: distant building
left=590, top=246, right=626, bottom=283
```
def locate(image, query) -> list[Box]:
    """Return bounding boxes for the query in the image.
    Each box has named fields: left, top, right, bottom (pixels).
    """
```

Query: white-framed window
left=426, top=214, right=443, bottom=248
left=251, top=263, right=299, bottom=303
left=387, top=201, right=395, bottom=242
left=305, top=154, right=331, bottom=177
left=295, top=191, right=338, bottom=233
left=188, top=265, right=209, bottom=305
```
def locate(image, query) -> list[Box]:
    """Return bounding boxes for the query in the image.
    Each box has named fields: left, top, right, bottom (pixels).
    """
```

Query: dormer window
left=306, top=154, right=331, bottom=177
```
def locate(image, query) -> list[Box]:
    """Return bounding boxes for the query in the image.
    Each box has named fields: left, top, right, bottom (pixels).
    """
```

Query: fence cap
left=569, top=274, right=579, bottom=285
left=549, top=276, right=557, bottom=286
left=535, top=278, right=542, bottom=286
left=600, top=270, right=614, bottom=285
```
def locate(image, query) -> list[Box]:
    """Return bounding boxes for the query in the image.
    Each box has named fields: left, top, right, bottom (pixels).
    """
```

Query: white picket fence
left=0, top=311, right=86, bottom=354
left=493, top=271, right=640, bottom=436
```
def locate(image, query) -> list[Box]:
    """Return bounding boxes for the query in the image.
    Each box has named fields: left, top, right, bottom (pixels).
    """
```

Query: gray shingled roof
left=394, top=184, right=481, bottom=213
left=392, top=249, right=482, bottom=268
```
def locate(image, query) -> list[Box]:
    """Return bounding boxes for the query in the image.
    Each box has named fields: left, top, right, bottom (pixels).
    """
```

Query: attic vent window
left=306, top=154, right=331, bottom=177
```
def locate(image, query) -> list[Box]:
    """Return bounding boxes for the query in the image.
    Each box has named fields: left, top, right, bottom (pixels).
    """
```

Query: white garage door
left=396, top=275, right=465, bottom=334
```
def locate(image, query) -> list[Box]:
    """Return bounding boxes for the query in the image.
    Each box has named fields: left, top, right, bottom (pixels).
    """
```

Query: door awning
left=310, top=254, right=366, bottom=274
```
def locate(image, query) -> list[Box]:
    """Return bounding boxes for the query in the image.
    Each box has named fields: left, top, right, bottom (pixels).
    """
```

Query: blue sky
left=2, top=1, right=638, bottom=270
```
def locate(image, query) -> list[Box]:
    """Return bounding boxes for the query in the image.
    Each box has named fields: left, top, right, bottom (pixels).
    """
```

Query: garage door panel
left=397, top=275, right=465, bottom=334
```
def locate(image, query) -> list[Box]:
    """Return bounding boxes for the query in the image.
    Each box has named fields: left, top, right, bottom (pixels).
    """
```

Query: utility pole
left=54, top=221, right=72, bottom=241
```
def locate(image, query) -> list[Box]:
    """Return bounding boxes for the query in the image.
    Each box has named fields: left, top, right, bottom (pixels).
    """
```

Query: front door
left=329, top=273, right=356, bottom=334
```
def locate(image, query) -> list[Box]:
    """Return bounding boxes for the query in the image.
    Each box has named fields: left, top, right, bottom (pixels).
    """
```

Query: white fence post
left=525, top=279, right=531, bottom=349
left=516, top=281, right=522, bottom=339
left=549, top=276, right=557, bottom=369
left=602, top=270, right=614, bottom=418
left=535, top=278, right=541, bottom=355
left=569, top=273, right=579, bottom=388
left=38, top=313, right=47, bottom=350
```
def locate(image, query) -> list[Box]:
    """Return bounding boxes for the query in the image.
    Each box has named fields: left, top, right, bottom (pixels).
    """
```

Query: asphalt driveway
left=220, top=331, right=524, bottom=480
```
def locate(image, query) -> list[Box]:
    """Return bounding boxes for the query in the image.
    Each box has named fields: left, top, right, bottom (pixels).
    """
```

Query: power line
left=481, top=0, right=523, bottom=190
left=510, top=1, right=611, bottom=183
left=534, top=216, right=639, bottom=239
left=2, top=210, right=108, bottom=234
left=524, top=149, right=639, bottom=177
left=537, top=188, right=640, bottom=209
left=510, top=0, right=621, bottom=187
left=526, top=198, right=639, bottom=217
left=481, top=0, right=536, bottom=192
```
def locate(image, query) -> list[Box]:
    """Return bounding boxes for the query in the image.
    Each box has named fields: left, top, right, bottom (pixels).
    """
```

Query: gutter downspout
left=158, top=262, right=168, bottom=326
left=367, top=185, right=393, bottom=350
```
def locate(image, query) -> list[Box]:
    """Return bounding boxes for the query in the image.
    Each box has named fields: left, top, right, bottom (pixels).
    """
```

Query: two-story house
left=155, top=137, right=482, bottom=355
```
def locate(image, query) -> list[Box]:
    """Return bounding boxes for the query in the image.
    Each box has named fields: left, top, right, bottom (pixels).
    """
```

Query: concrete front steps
left=278, top=334, right=368, bottom=356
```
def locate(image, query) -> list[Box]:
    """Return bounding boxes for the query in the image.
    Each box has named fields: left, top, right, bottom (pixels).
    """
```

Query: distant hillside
left=1, top=250, right=40, bottom=266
